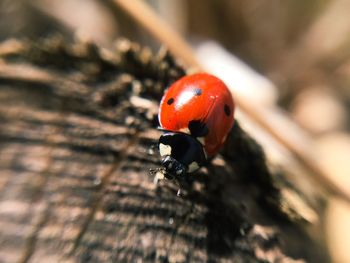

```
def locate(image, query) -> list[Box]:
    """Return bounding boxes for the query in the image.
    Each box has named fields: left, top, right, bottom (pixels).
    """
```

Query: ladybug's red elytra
left=157, top=73, right=235, bottom=180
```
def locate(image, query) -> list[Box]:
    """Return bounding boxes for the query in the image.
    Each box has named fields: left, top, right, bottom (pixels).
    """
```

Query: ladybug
left=157, top=73, right=235, bottom=181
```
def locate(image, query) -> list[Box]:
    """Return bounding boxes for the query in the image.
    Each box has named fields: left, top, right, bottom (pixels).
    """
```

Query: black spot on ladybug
left=167, top=98, right=174, bottom=105
left=188, top=120, right=209, bottom=137
left=194, top=88, right=202, bottom=96
left=224, top=104, right=231, bottom=116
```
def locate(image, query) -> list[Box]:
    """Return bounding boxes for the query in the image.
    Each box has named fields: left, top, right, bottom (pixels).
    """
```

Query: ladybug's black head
left=158, top=132, right=207, bottom=179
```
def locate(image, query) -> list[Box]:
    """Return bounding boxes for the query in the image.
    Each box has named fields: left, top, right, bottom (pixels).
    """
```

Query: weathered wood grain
left=0, top=37, right=327, bottom=262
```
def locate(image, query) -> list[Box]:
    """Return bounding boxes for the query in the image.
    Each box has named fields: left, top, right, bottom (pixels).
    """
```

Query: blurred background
left=1, top=0, right=349, bottom=262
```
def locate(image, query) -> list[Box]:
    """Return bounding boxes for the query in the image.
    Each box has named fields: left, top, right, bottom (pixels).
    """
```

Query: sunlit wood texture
left=0, top=38, right=327, bottom=262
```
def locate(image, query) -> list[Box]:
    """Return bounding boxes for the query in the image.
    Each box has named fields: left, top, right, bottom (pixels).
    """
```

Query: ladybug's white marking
left=197, top=137, right=205, bottom=145
left=188, top=161, right=200, bottom=173
left=202, top=148, right=208, bottom=160
left=159, top=143, right=172, bottom=156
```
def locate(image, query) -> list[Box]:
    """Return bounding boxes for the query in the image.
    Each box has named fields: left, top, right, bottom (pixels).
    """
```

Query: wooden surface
left=0, top=37, right=326, bottom=262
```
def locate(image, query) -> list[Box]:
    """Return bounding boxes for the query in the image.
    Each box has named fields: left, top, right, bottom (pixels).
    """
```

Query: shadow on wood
left=0, top=36, right=327, bottom=262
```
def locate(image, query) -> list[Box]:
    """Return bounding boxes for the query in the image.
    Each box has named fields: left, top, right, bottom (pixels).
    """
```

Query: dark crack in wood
left=70, top=132, right=141, bottom=254
left=18, top=107, right=66, bottom=263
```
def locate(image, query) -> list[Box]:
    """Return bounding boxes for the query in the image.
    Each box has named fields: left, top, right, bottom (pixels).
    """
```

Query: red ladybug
left=157, top=73, right=235, bottom=180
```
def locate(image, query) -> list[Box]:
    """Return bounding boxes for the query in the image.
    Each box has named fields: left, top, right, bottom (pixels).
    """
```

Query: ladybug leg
left=150, top=168, right=165, bottom=184
left=153, top=171, right=164, bottom=185
left=174, top=176, right=193, bottom=197
left=177, top=188, right=182, bottom=197
left=151, top=168, right=184, bottom=196
left=172, top=179, right=183, bottom=197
